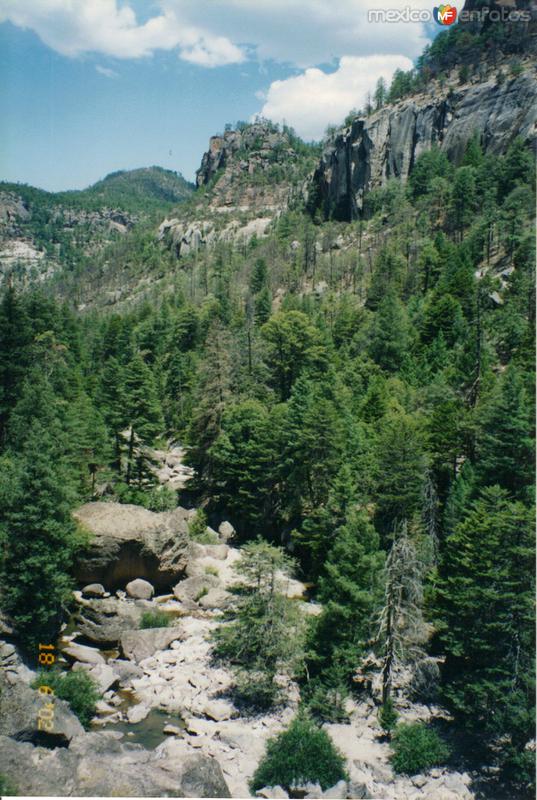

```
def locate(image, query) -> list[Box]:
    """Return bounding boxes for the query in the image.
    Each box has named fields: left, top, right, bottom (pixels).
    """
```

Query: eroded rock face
left=312, top=71, right=537, bottom=220
left=73, top=502, right=192, bottom=590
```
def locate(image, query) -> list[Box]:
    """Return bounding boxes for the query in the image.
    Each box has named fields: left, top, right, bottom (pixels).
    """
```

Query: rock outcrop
left=0, top=732, right=231, bottom=797
left=73, top=502, right=192, bottom=590
left=0, top=674, right=84, bottom=747
left=311, top=70, right=537, bottom=220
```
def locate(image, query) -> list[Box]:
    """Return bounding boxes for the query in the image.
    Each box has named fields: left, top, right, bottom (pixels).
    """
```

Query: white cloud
left=163, top=0, right=433, bottom=66
left=0, top=0, right=434, bottom=67
left=257, top=54, right=413, bottom=141
left=0, top=0, right=245, bottom=66
left=95, top=65, right=118, bottom=78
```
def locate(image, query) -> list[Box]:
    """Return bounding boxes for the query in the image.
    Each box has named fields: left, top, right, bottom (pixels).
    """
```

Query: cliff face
left=312, top=70, right=537, bottom=221
left=194, top=121, right=312, bottom=214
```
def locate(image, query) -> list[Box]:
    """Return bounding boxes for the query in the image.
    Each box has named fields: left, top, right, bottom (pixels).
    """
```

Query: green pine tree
left=434, top=487, right=535, bottom=783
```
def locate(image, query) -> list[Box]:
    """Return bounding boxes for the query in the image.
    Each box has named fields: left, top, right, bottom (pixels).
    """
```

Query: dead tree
left=378, top=521, right=426, bottom=705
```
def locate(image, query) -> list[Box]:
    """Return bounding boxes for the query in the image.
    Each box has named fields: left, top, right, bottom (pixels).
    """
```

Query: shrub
left=250, top=714, right=348, bottom=792
left=379, top=698, right=399, bottom=734
left=188, top=509, right=218, bottom=543
left=390, top=722, right=450, bottom=775
left=205, top=565, right=219, bottom=577
left=0, top=774, right=17, bottom=795
left=140, top=610, right=170, bottom=629
left=301, top=678, right=349, bottom=724
left=32, top=669, right=100, bottom=728
left=233, top=668, right=279, bottom=711
left=194, top=587, right=209, bottom=602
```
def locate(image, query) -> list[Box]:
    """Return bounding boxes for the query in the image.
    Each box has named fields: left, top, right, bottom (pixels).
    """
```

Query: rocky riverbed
left=0, top=501, right=478, bottom=799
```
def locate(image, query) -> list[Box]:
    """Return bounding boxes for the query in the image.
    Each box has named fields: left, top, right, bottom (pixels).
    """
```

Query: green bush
left=390, top=722, right=450, bottom=775
left=140, top=610, right=170, bottom=629
left=379, top=698, right=399, bottom=734
left=301, top=678, right=349, bottom=724
left=188, top=509, right=218, bottom=543
left=0, top=773, right=17, bottom=795
left=233, top=668, right=279, bottom=711
left=250, top=714, right=348, bottom=792
left=32, top=669, right=100, bottom=728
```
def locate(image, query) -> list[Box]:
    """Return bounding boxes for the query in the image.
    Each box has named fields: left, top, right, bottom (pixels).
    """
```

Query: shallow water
left=99, top=707, right=186, bottom=749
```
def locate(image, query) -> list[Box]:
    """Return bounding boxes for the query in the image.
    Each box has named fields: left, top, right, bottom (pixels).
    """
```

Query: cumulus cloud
left=0, top=0, right=245, bottom=66
left=0, top=0, right=434, bottom=67
left=163, top=0, right=433, bottom=66
left=257, top=54, right=413, bottom=141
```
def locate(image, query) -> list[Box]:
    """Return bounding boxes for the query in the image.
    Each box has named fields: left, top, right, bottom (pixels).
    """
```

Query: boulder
left=257, top=787, right=289, bottom=799
left=0, top=674, right=84, bottom=745
left=0, top=640, right=35, bottom=684
left=126, top=578, right=155, bottom=600
left=198, top=587, right=233, bottom=610
left=411, top=774, right=427, bottom=789
left=126, top=703, right=151, bottom=724
left=108, top=658, right=144, bottom=685
left=323, top=781, right=348, bottom=799
left=218, top=521, right=235, bottom=542
left=81, top=583, right=106, bottom=597
left=346, top=783, right=371, bottom=800
left=294, top=782, right=322, bottom=798
left=72, top=662, right=120, bottom=694
left=75, top=595, right=145, bottom=645
left=202, top=699, right=236, bottom=722
left=204, top=544, right=229, bottom=560
left=163, top=723, right=183, bottom=736
left=120, top=626, right=184, bottom=663
left=173, top=574, right=220, bottom=607
left=73, top=502, right=192, bottom=590
left=61, top=642, right=105, bottom=665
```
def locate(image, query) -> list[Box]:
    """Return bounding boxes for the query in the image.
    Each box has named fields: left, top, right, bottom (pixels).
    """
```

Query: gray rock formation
left=0, top=732, right=231, bottom=797
left=73, top=502, right=192, bottom=590
left=311, top=71, right=537, bottom=220
left=126, top=578, right=155, bottom=600
left=0, top=674, right=84, bottom=746
left=120, top=625, right=184, bottom=663
left=173, top=574, right=221, bottom=609
left=74, top=594, right=147, bottom=645
left=81, top=582, right=106, bottom=598
left=61, top=642, right=105, bottom=665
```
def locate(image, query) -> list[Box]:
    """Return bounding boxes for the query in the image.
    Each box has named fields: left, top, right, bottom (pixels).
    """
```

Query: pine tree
left=368, top=291, right=410, bottom=372
left=373, top=411, right=427, bottom=541
left=1, top=408, right=80, bottom=649
left=65, top=391, right=109, bottom=496
left=123, top=353, right=165, bottom=485
left=477, top=366, right=534, bottom=501
left=434, top=487, right=535, bottom=781
left=311, top=511, right=385, bottom=682
left=214, top=540, right=304, bottom=708
left=187, top=320, right=232, bottom=479
left=208, top=400, right=279, bottom=537
left=0, top=287, right=31, bottom=443
left=261, top=311, right=326, bottom=401
left=98, top=357, right=128, bottom=471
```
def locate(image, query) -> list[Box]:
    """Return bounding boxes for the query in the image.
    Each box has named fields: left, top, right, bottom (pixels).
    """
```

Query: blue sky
left=0, top=1, right=439, bottom=192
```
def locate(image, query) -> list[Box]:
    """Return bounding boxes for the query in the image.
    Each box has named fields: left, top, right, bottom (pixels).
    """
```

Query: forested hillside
left=0, top=15, right=535, bottom=800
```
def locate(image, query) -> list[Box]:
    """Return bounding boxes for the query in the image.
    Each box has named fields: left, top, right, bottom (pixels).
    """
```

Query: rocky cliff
left=195, top=121, right=314, bottom=213
left=311, top=69, right=537, bottom=221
